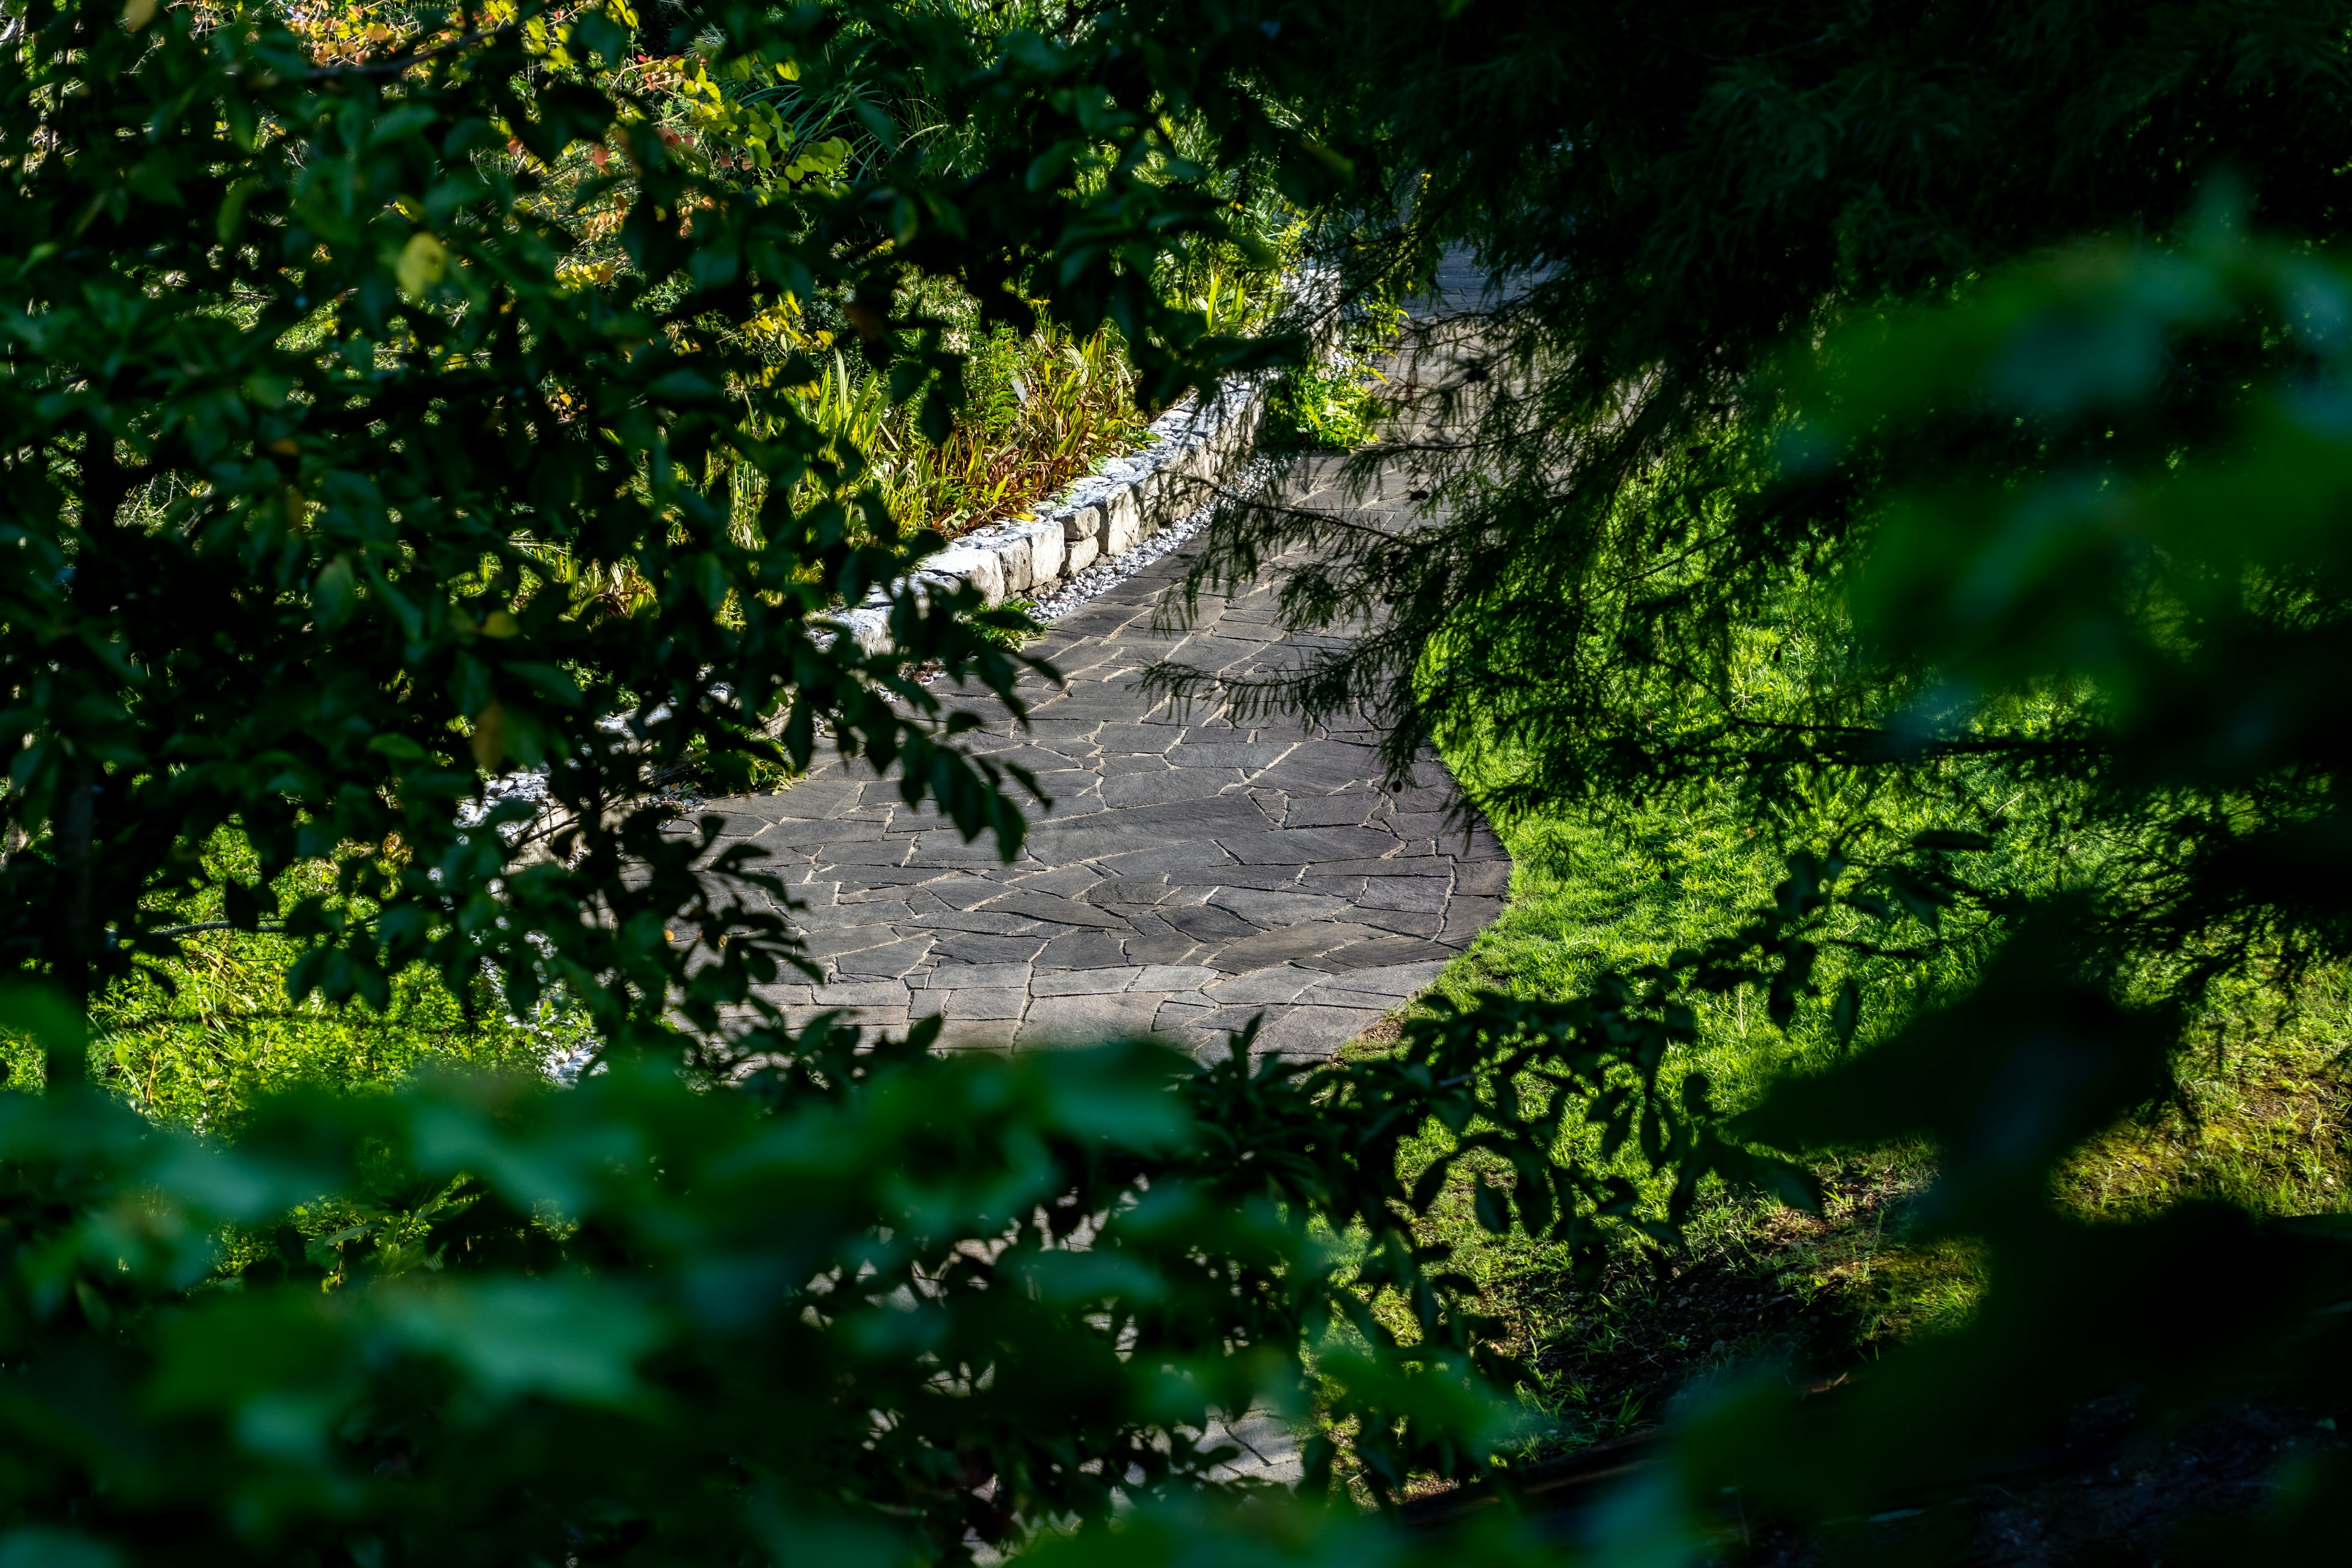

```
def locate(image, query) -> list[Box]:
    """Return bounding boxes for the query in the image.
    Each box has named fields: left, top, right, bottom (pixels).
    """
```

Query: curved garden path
left=704, top=263, right=1506, bottom=1060
left=698, top=500, right=1507, bottom=1060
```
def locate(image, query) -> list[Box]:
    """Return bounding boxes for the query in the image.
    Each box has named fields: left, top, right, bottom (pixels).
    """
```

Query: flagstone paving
left=693, top=473, right=1509, bottom=1060
left=699, top=263, right=1508, bottom=1058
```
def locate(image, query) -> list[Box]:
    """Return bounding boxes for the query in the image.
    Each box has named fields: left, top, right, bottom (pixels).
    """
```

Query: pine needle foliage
left=1143, top=0, right=2352, bottom=1551
left=1166, top=0, right=2352, bottom=832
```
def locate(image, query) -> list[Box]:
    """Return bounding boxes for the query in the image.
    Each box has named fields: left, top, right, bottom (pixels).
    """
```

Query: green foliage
left=94, top=937, right=571, bottom=1130
left=973, top=598, right=1045, bottom=650
left=1398, top=776, right=2352, bottom=1474
left=1462, top=225, right=2352, bottom=1551
left=1261, top=295, right=1400, bottom=453
left=0, top=0, right=1336, bottom=1052
left=1380, top=781, right=2020, bottom=1457
left=1264, top=358, right=1383, bottom=453
left=25, top=0, right=2352, bottom=1559
left=1643, top=923, right=2352, bottom=1551
left=75, top=831, right=581, bottom=1131
left=0, top=971, right=1815, bottom=1562
left=0, top=9, right=1542, bottom=1546
left=818, top=323, right=1153, bottom=540
left=1148, top=1, right=2352, bottom=1550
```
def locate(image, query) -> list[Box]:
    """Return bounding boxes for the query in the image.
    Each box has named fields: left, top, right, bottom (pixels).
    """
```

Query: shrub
left=1263, top=358, right=1384, bottom=453
left=0, top=0, right=1325, bottom=1047
left=0, top=6, right=1573, bottom=1560
left=0, top=972, right=1809, bottom=1562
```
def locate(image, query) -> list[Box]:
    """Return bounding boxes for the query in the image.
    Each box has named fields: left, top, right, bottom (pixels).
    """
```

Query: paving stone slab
left=1300, top=960, right=1453, bottom=1002
left=1131, top=963, right=1220, bottom=992
left=1032, top=967, right=1144, bottom=997
left=1205, top=967, right=1322, bottom=1006
left=942, top=989, right=1028, bottom=1021
left=918, top=963, right=1035, bottom=989
left=926, top=932, right=1049, bottom=965
left=831, top=938, right=938, bottom=978
left=700, top=484, right=1512, bottom=1062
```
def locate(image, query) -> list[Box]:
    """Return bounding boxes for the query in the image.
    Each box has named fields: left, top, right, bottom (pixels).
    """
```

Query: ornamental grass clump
left=788, top=322, right=1150, bottom=543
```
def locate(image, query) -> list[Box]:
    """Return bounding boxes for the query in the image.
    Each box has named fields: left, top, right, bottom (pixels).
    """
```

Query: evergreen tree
left=1153, top=0, right=2352, bottom=1550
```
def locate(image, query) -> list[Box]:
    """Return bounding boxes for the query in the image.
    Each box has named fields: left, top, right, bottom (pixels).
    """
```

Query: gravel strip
left=1025, top=456, right=1273, bottom=625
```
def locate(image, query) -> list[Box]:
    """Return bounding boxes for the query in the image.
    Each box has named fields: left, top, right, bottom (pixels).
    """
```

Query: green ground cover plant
left=1389, top=778, right=2352, bottom=1472
left=67, top=829, right=587, bottom=1133
left=1260, top=299, right=1401, bottom=453
left=1262, top=357, right=1382, bottom=453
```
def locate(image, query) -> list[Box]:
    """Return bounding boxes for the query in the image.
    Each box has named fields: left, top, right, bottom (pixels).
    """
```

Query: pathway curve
left=697, top=508, right=1507, bottom=1058
left=703, top=425, right=1504, bottom=1058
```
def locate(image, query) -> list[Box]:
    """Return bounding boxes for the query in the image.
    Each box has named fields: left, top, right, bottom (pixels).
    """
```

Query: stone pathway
left=695, top=247, right=1510, bottom=1060
left=693, top=467, right=1509, bottom=1060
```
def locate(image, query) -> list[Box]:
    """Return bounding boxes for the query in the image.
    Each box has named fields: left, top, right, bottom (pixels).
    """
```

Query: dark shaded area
left=1736, top=1401, right=2346, bottom=1567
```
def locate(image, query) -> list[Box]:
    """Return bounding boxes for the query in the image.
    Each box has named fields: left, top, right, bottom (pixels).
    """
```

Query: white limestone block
left=924, top=545, right=1006, bottom=607
left=1100, top=486, right=1141, bottom=556
left=823, top=606, right=891, bottom=656
left=1012, top=516, right=1064, bottom=585
left=984, top=527, right=1035, bottom=594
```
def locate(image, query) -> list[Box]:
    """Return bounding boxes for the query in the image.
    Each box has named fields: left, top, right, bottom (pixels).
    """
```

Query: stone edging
left=823, top=374, right=1268, bottom=655
left=826, top=268, right=1345, bottom=654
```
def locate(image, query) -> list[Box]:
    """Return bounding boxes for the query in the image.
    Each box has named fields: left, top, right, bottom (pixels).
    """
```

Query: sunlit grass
left=1366, top=776, right=2352, bottom=1458
left=9, top=831, right=592, bottom=1133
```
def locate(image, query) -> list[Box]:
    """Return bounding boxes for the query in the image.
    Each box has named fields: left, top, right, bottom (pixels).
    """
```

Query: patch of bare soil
left=1732, top=1400, right=2345, bottom=1566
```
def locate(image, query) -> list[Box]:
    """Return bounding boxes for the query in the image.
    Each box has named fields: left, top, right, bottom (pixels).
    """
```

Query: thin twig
left=306, top=23, right=510, bottom=81
left=141, top=919, right=285, bottom=939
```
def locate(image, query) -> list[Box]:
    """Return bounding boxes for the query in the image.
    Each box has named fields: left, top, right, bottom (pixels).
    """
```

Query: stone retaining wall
left=824, top=373, right=1269, bottom=655
left=827, top=269, right=1341, bottom=655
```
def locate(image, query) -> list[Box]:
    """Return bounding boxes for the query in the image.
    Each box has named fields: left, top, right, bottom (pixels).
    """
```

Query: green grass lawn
left=1364, top=782, right=2352, bottom=1461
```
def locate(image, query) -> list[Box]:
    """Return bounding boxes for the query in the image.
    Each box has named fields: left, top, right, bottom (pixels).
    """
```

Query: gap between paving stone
left=690, top=460, right=1512, bottom=1061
